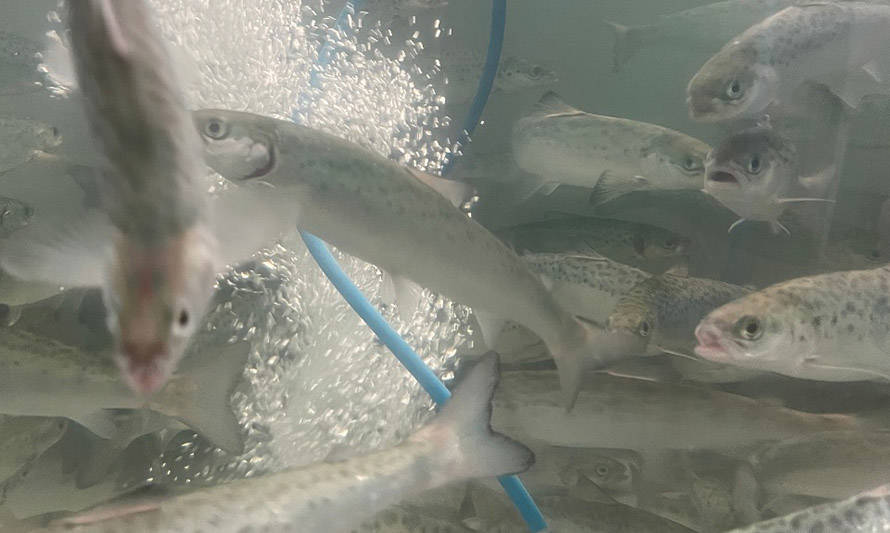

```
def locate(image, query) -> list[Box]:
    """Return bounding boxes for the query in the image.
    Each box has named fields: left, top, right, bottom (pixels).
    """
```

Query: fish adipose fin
left=604, top=21, right=644, bottom=73
left=156, top=341, right=250, bottom=454
left=531, top=91, right=583, bottom=117
left=414, top=352, right=534, bottom=479
left=410, top=170, right=476, bottom=209
left=589, top=172, right=650, bottom=207
left=0, top=212, right=113, bottom=287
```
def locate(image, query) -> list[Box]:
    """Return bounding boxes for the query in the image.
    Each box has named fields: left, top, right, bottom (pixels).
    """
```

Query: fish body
left=607, top=273, right=751, bottom=359
left=0, top=416, right=67, bottom=485
left=728, top=484, right=890, bottom=532
left=513, top=92, right=710, bottom=204
left=694, top=265, right=890, bottom=382
left=607, top=0, right=799, bottom=71
left=492, top=371, right=858, bottom=453
left=750, top=431, right=890, bottom=501
left=39, top=355, right=533, bottom=533
left=498, top=216, right=691, bottom=274
left=193, top=108, right=600, bottom=407
left=6, top=0, right=222, bottom=394
left=523, top=252, right=649, bottom=325
left=0, top=118, right=61, bottom=174
left=0, top=197, right=33, bottom=238
left=0, top=323, right=248, bottom=455
left=359, top=504, right=470, bottom=533
left=427, top=51, right=557, bottom=104
left=687, top=2, right=890, bottom=121
left=519, top=443, right=641, bottom=501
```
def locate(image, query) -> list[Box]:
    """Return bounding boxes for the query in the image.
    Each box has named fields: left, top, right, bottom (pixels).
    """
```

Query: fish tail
left=415, top=353, right=534, bottom=480
left=159, top=341, right=250, bottom=455
left=605, top=21, right=643, bottom=73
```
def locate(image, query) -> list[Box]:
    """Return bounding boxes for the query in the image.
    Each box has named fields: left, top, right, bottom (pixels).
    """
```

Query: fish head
left=607, top=287, right=660, bottom=355
left=497, top=57, right=558, bottom=90
left=634, top=227, right=692, bottom=261
left=687, top=44, right=776, bottom=122
left=644, top=133, right=710, bottom=189
left=704, top=127, right=795, bottom=220
left=193, top=110, right=278, bottom=182
left=694, top=295, right=806, bottom=374
left=106, top=227, right=218, bottom=395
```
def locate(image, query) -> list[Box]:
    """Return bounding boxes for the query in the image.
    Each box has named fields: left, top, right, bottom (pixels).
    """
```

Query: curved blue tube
left=440, top=0, right=506, bottom=177
left=298, top=1, right=547, bottom=531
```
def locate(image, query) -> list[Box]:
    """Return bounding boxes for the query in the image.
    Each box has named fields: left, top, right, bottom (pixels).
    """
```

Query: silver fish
left=728, top=484, right=890, bottom=532
left=705, top=127, right=834, bottom=235
left=1, top=0, right=222, bottom=394
left=0, top=416, right=67, bottom=486
left=0, top=323, right=248, bottom=455
left=694, top=265, right=890, bottom=382
left=606, top=0, right=800, bottom=72
left=750, top=431, right=890, bottom=501
left=358, top=504, right=470, bottom=533
left=498, top=216, right=691, bottom=274
left=607, top=273, right=752, bottom=360
left=0, top=118, right=62, bottom=175
left=39, top=355, right=533, bottom=533
left=425, top=51, right=557, bottom=104
left=513, top=92, right=710, bottom=204
left=687, top=2, right=890, bottom=121
left=492, top=371, right=862, bottom=453
left=192, top=108, right=601, bottom=408
left=0, top=197, right=33, bottom=238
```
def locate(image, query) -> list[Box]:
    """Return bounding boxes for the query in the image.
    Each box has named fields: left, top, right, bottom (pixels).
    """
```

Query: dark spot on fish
left=831, top=315, right=838, bottom=325
left=848, top=324, right=855, bottom=333
left=812, top=316, right=821, bottom=327
left=799, top=336, right=806, bottom=342
left=846, top=302, right=856, bottom=313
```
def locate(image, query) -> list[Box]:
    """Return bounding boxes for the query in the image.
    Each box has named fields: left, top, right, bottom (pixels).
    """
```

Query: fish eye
left=663, top=238, right=679, bottom=251
left=747, top=154, right=762, bottom=174
left=50, top=126, right=60, bottom=138
left=594, top=464, right=610, bottom=478
left=178, top=309, right=190, bottom=328
left=638, top=320, right=650, bottom=337
left=735, top=315, right=762, bottom=341
left=726, top=79, right=744, bottom=100
left=203, top=118, right=229, bottom=140
left=682, top=156, right=701, bottom=172
left=530, top=66, right=544, bottom=78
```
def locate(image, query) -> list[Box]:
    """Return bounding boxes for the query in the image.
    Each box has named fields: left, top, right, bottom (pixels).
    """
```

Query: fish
left=0, top=118, right=62, bottom=175
left=749, top=431, right=890, bottom=501
left=704, top=127, right=835, bottom=235
left=358, top=503, right=470, bottom=533
left=606, top=0, right=799, bottom=72
left=0, top=416, right=67, bottom=486
left=522, top=252, right=650, bottom=326
left=492, top=370, right=862, bottom=453
left=607, top=272, right=753, bottom=361
left=497, top=216, right=691, bottom=274
left=192, top=108, right=602, bottom=408
left=0, top=197, right=33, bottom=238
left=0, top=322, right=249, bottom=455
left=727, top=484, right=890, bottom=532
left=512, top=92, right=710, bottom=204
left=694, top=265, right=890, bottom=382
left=687, top=2, right=890, bottom=122
left=36, top=354, right=533, bottom=533
left=0, top=0, right=223, bottom=394
left=424, top=51, right=557, bottom=104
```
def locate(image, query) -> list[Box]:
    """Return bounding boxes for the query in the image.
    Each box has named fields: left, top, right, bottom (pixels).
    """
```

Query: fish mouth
left=241, top=137, right=276, bottom=180
left=693, top=323, right=729, bottom=361
left=118, top=341, right=172, bottom=395
left=706, top=169, right=740, bottom=186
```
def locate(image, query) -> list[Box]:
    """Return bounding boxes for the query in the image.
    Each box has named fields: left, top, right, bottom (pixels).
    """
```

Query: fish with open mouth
left=704, top=127, right=835, bottom=235
left=695, top=265, right=890, bottom=382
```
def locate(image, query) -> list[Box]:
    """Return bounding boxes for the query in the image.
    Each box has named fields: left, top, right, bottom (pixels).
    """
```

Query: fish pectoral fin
left=797, top=164, right=837, bottom=195
left=473, top=310, right=506, bottom=348
left=69, top=410, right=118, bottom=440
left=588, top=171, right=645, bottom=207
left=727, top=218, right=747, bottom=234
left=573, top=476, right=619, bottom=504
left=775, top=197, right=836, bottom=205
left=654, top=344, right=699, bottom=362
left=803, top=359, right=890, bottom=381
left=863, top=60, right=884, bottom=83
left=537, top=182, right=561, bottom=196
left=0, top=212, right=113, bottom=287
left=512, top=176, right=553, bottom=202
left=770, top=220, right=792, bottom=237
left=410, top=169, right=475, bottom=208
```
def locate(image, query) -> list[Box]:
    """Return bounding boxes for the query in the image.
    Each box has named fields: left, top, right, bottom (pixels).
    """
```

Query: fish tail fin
left=605, top=21, right=643, bottom=72
left=160, top=341, right=250, bottom=455
left=416, top=353, right=534, bottom=480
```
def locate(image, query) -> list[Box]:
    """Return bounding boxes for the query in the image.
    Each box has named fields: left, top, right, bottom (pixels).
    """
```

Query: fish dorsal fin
left=410, top=170, right=475, bottom=208
left=532, top=91, right=582, bottom=117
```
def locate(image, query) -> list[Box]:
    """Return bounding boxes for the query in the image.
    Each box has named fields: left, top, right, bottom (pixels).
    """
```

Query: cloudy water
left=1, top=0, right=890, bottom=532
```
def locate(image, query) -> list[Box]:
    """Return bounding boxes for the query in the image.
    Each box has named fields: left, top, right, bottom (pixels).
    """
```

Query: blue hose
left=298, top=1, right=547, bottom=531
